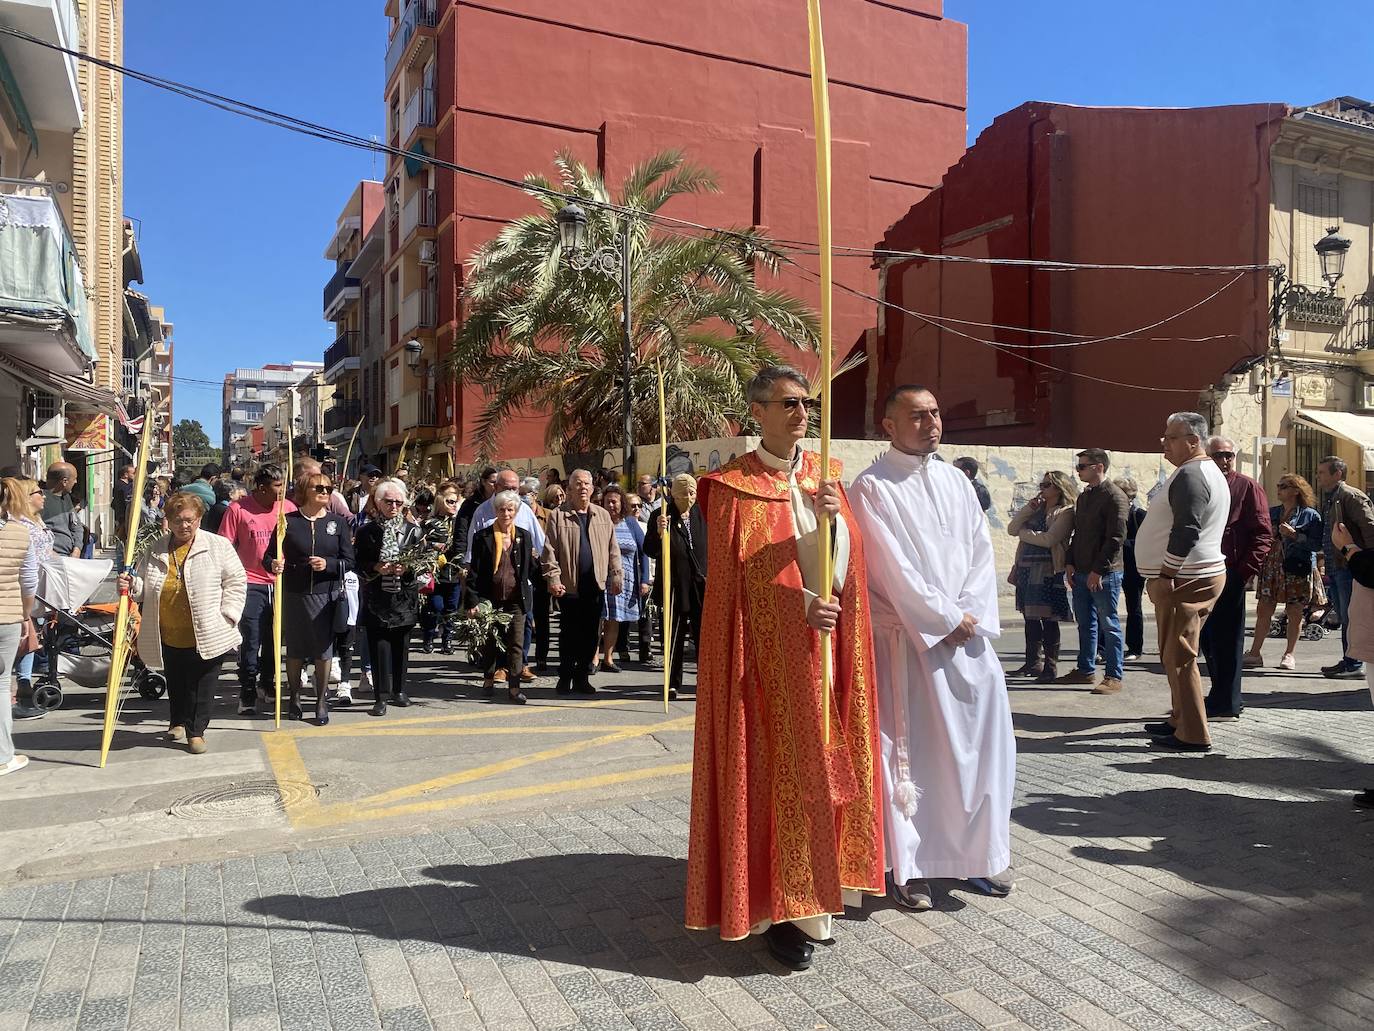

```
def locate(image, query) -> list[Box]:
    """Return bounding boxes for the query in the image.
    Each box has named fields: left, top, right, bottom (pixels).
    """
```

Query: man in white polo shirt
left=1135, top=411, right=1230, bottom=752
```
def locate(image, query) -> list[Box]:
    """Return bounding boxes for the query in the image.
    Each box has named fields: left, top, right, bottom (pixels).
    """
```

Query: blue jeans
left=1071, top=571, right=1124, bottom=680
left=1329, top=567, right=1360, bottom=667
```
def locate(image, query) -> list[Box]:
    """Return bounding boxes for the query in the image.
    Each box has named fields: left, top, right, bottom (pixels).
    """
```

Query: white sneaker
left=335, top=682, right=353, bottom=705
left=1278, top=654, right=1296, bottom=671
left=329, top=657, right=342, bottom=684
left=1242, top=654, right=1263, bottom=668
left=0, top=755, right=29, bottom=776
left=358, top=670, right=372, bottom=696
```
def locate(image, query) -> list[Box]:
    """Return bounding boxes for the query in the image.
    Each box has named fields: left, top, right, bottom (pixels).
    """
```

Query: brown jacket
left=541, top=503, right=623, bottom=597
left=1324, top=481, right=1374, bottom=571
left=1008, top=501, right=1075, bottom=573
left=1068, top=479, right=1129, bottom=574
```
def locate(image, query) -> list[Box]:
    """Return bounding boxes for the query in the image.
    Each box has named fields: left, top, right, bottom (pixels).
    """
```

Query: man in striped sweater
left=1135, top=412, right=1230, bottom=752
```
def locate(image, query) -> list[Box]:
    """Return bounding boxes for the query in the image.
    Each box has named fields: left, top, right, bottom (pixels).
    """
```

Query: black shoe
left=422, top=640, right=435, bottom=654
left=11, top=704, right=44, bottom=722
left=1149, top=733, right=1212, bottom=753
left=314, top=702, right=329, bottom=727
left=555, top=679, right=572, bottom=695
left=369, top=699, right=387, bottom=717
left=507, top=688, right=527, bottom=705
left=1144, top=721, right=1175, bottom=736
left=763, top=923, right=814, bottom=971
left=1353, top=789, right=1374, bottom=809
left=440, top=638, right=454, bottom=655
left=1321, top=659, right=1348, bottom=675
left=391, top=693, right=411, bottom=707
left=288, top=702, right=304, bottom=721
left=573, top=679, right=597, bottom=695
left=536, top=662, right=550, bottom=674
left=599, top=661, right=622, bottom=674
left=669, top=687, right=678, bottom=701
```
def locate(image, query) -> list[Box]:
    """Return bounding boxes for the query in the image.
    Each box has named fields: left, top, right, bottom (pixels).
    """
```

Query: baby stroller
left=1268, top=572, right=1340, bottom=643
left=30, top=555, right=166, bottom=711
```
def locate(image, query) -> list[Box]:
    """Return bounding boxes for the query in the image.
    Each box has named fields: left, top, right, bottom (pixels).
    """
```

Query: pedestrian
left=1246, top=474, right=1323, bottom=671
left=953, top=456, right=993, bottom=513
left=113, top=463, right=135, bottom=539
left=1138, top=412, right=1230, bottom=752
left=644, top=473, right=706, bottom=700
left=263, top=470, right=354, bottom=725
left=531, top=485, right=563, bottom=672
left=628, top=488, right=656, bottom=665
left=685, top=366, right=883, bottom=971
left=41, top=462, right=81, bottom=558
left=1316, top=456, right=1374, bottom=680
left=1057, top=448, right=1128, bottom=694
left=116, top=491, right=246, bottom=755
left=351, top=466, right=383, bottom=515
left=217, top=464, right=295, bottom=716
left=182, top=463, right=219, bottom=514
left=202, top=481, right=239, bottom=535
left=1330, top=519, right=1374, bottom=809
left=466, top=469, right=546, bottom=682
left=454, top=466, right=498, bottom=569
left=353, top=478, right=423, bottom=716
left=594, top=485, right=649, bottom=673
left=1114, top=476, right=1148, bottom=660
left=540, top=469, right=622, bottom=695
left=0, top=478, right=39, bottom=776
left=851, top=386, right=1016, bottom=911
left=464, top=489, right=532, bottom=703
left=1199, top=436, right=1272, bottom=720
left=8, top=479, right=52, bottom=721
left=1007, top=470, right=1076, bottom=682
left=419, top=480, right=462, bottom=654
left=519, top=476, right=541, bottom=509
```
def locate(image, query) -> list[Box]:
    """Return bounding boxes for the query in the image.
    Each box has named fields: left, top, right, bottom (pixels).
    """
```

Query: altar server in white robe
left=849, top=385, right=1017, bottom=910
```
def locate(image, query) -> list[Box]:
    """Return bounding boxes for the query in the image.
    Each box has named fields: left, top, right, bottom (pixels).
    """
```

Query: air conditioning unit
left=418, top=240, right=437, bottom=266
left=22, top=388, right=63, bottom=447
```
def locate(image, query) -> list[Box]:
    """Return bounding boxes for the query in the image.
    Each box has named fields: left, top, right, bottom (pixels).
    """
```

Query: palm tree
left=449, top=150, right=818, bottom=460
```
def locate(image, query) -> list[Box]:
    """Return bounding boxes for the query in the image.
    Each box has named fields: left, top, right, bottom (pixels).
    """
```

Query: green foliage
left=444, top=599, right=513, bottom=656
left=449, top=150, right=819, bottom=459
left=171, top=419, right=212, bottom=457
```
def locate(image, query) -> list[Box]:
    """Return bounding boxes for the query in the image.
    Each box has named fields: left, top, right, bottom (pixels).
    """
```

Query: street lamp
left=1315, top=225, right=1352, bottom=290
left=404, top=338, right=423, bottom=370
left=556, top=201, right=636, bottom=483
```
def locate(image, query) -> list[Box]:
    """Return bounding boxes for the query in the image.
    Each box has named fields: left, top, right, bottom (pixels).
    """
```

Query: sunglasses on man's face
left=1212, top=452, right=1235, bottom=461
left=1075, top=463, right=1095, bottom=471
left=761, top=396, right=817, bottom=412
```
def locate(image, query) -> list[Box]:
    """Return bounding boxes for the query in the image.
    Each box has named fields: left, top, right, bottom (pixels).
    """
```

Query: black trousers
left=365, top=623, right=412, bottom=701
left=532, top=581, right=551, bottom=666
left=668, top=603, right=701, bottom=694
left=1200, top=567, right=1246, bottom=716
left=164, top=645, right=224, bottom=739
left=237, top=583, right=275, bottom=705
left=1122, top=569, right=1146, bottom=656
left=557, top=592, right=603, bottom=684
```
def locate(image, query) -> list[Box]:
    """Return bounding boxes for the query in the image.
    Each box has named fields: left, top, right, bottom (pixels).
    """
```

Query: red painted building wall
left=419, top=0, right=967, bottom=460
left=874, top=103, right=1285, bottom=452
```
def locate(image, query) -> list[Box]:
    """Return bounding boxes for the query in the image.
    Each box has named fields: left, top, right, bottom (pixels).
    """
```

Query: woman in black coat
left=644, top=473, right=707, bottom=700
left=264, top=471, right=354, bottom=724
left=464, top=489, right=532, bottom=704
left=353, top=478, right=424, bottom=717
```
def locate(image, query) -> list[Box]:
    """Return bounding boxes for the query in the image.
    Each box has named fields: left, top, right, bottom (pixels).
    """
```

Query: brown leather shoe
left=494, top=669, right=508, bottom=683
left=1092, top=677, right=1123, bottom=695
left=520, top=666, right=536, bottom=683
left=1055, top=669, right=1097, bottom=686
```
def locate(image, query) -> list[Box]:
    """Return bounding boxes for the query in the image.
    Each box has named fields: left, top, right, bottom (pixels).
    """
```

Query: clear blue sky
left=125, top=1, right=1373, bottom=445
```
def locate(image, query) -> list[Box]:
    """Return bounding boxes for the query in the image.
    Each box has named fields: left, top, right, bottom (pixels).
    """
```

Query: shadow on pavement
left=1247, top=688, right=1370, bottom=712
left=245, top=852, right=779, bottom=982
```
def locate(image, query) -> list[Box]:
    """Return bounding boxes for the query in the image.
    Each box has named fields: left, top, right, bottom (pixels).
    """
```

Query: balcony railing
left=401, top=87, right=436, bottom=141
left=400, top=189, right=437, bottom=241
left=121, top=358, right=138, bottom=396
left=400, top=389, right=438, bottom=429
left=324, top=398, right=363, bottom=435
left=384, top=0, right=437, bottom=83
left=399, top=288, right=438, bottom=335
left=322, top=264, right=360, bottom=317
left=324, top=331, right=359, bottom=372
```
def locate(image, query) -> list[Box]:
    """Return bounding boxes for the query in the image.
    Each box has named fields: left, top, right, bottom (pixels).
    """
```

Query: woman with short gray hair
left=353, top=478, right=424, bottom=716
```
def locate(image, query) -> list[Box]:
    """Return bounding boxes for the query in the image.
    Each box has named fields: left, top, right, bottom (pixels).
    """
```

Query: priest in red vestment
left=685, top=365, right=885, bottom=971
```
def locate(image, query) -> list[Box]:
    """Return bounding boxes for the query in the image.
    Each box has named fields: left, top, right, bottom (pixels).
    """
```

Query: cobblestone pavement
left=3, top=620, right=1374, bottom=1029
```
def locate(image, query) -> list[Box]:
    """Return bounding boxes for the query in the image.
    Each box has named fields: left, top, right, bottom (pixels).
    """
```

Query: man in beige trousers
left=1134, top=412, right=1230, bottom=752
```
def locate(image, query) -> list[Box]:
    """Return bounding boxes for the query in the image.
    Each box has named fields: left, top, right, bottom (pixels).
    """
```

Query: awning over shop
left=1293, top=409, right=1374, bottom=470
left=0, top=351, right=117, bottom=413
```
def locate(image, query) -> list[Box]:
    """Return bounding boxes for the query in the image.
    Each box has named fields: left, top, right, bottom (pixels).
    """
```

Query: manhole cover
left=168, top=779, right=318, bottom=823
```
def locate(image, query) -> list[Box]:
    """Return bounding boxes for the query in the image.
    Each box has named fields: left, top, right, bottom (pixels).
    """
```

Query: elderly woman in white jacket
left=117, top=491, right=246, bottom=754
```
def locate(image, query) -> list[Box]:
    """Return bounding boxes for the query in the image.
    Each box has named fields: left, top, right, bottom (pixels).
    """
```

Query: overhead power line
left=2, top=23, right=1279, bottom=277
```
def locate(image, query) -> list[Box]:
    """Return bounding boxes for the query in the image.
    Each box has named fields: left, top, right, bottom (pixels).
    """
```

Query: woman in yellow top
left=117, top=492, right=246, bottom=754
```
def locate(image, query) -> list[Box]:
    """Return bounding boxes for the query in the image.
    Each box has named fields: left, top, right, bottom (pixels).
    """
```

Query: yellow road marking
left=286, top=696, right=635, bottom=735
left=296, top=763, right=693, bottom=830
left=310, top=723, right=690, bottom=738
left=261, top=730, right=323, bottom=823
left=348, top=715, right=694, bottom=812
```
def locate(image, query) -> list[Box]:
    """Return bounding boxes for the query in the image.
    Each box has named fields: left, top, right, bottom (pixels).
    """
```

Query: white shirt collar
left=757, top=441, right=801, bottom=473
left=884, top=447, right=935, bottom=470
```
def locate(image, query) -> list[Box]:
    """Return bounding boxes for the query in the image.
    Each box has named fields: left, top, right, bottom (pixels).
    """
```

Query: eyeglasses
left=1212, top=452, right=1235, bottom=461
left=1038, top=482, right=1053, bottom=490
left=310, top=484, right=331, bottom=493
left=29, top=489, right=42, bottom=496
left=759, top=396, right=817, bottom=412
left=378, top=498, right=404, bottom=506
left=1278, top=482, right=1295, bottom=490
left=1075, top=463, right=1096, bottom=471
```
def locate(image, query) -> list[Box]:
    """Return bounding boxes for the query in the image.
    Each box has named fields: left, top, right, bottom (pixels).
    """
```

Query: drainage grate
left=168, top=779, right=318, bottom=823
